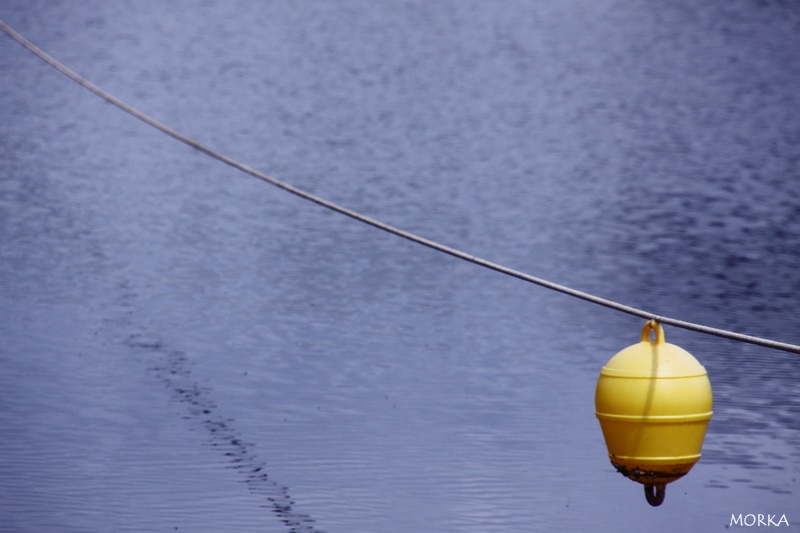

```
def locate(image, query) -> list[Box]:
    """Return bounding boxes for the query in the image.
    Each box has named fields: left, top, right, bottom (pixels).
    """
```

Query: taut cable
left=2, top=19, right=798, bottom=355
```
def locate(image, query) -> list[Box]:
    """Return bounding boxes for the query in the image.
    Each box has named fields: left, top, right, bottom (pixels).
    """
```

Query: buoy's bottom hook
left=644, top=484, right=666, bottom=506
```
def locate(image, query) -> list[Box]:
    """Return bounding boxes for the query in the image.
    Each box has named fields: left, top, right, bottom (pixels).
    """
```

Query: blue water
left=1, top=1, right=798, bottom=531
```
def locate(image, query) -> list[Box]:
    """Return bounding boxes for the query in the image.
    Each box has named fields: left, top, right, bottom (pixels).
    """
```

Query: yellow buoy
left=595, top=320, right=713, bottom=506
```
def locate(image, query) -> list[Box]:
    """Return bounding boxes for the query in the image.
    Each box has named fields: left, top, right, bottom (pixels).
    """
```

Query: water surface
left=1, top=1, right=798, bottom=531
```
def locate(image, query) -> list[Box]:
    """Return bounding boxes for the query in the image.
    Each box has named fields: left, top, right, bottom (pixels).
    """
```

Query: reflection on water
left=0, top=0, right=798, bottom=531
left=128, top=333, right=323, bottom=532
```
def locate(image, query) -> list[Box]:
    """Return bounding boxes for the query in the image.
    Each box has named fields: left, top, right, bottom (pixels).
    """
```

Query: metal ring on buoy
left=644, top=483, right=666, bottom=506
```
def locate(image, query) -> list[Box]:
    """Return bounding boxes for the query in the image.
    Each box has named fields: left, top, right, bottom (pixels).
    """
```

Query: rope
left=2, top=19, right=799, bottom=355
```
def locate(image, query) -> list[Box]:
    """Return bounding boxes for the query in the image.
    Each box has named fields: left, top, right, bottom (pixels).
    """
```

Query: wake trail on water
left=125, top=332, right=325, bottom=533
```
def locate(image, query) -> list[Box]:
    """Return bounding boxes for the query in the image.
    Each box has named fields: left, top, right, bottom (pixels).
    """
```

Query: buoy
left=595, top=320, right=713, bottom=506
